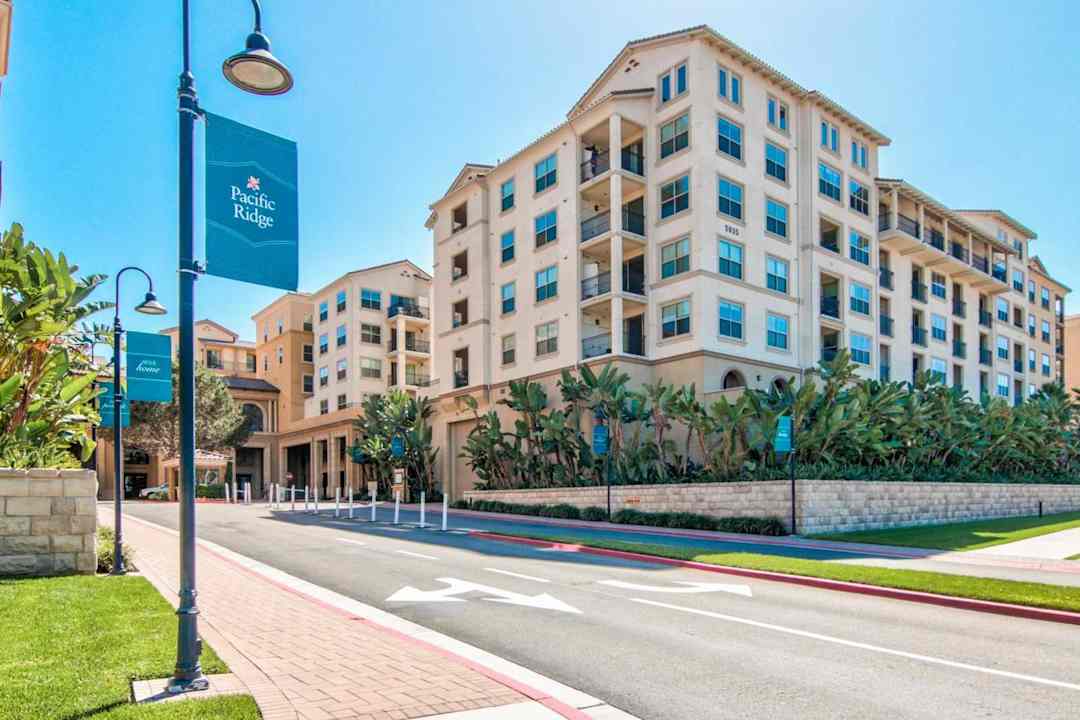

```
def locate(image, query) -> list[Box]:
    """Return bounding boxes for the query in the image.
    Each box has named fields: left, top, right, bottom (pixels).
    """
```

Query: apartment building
left=424, top=25, right=1070, bottom=499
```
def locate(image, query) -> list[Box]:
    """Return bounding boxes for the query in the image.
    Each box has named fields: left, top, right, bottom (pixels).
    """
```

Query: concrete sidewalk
left=102, top=508, right=631, bottom=720
left=971, top=527, right=1080, bottom=561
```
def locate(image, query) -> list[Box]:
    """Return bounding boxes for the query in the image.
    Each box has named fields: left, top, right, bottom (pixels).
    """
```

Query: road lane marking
left=396, top=550, right=439, bottom=560
left=336, top=538, right=367, bottom=547
left=387, top=577, right=581, bottom=613
left=599, top=580, right=752, bottom=597
left=484, top=568, right=551, bottom=584
left=633, top=599, right=1080, bottom=692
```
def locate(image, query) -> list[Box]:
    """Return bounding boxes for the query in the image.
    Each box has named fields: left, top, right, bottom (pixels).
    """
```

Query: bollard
left=232, top=481, right=238, bottom=504
left=314, top=489, right=319, bottom=515
left=371, top=489, right=377, bottom=522
left=290, top=486, right=296, bottom=512
left=420, top=491, right=426, bottom=529
left=348, top=483, right=354, bottom=519
left=224, top=483, right=231, bottom=504
left=442, top=495, right=448, bottom=531
left=335, top=487, right=340, bottom=518
left=394, top=491, right=400, bottom=525
left=245, top=481, right=252, bottom=506
left=303, top=487, right=309, bottom=512
left=270, top=483, right=276, bottom=508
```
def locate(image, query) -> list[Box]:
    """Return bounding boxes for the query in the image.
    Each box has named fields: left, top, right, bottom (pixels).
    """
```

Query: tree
left=0, top=223, right=109, bottom=468
left=120, top=364, right=252, bottom=459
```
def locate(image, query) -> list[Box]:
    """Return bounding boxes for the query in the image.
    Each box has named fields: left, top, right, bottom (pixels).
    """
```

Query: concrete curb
left=470, top=531, right=1080, bottom=627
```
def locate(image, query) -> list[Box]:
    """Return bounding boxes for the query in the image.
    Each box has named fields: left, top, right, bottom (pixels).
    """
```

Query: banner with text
left=98, top=382, right=130, bottom=429
left=126, top=331, right=172, bottom=402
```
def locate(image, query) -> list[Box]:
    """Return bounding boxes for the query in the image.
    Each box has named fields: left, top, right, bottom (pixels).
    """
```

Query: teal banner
left=205, top=112, right=298, bottom=291
left=99, top=382, right=130, bottom=429
left=775, top=415, right=793, bottom=454
left=126, top=331, right=172, bottom=402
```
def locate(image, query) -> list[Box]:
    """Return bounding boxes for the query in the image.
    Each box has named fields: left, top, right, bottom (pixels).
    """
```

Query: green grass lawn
left=487, top=530, right=1080, bottom=614
left=1068, top=554, right=1080, bottom=561
left=0, top=575, right=260, bottom=720
left=809, top=511, right=1080, bottom=551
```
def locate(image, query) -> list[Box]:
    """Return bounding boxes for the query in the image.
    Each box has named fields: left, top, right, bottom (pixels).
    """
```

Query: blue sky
left=2, top=0, right=1077, bottom=341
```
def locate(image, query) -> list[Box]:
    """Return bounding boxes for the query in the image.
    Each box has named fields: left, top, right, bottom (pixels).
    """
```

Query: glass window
left=535, top=265, right=558, bottom=302
left=302, top=344, right=313, bottom=362
left=818, top=162, right=841, bottom=201
left=821, top=121, right=839, bottom=151
left=1043, top=353, right=1052, bottom=375
left=931, top=314, right=947, bottom=341
left=336, top=289, right=347, bottom=312
left=660, top=62, right=687, bottom=103
left=536, top=320, right=558, bottom=356
left=661, top=237, right=690, bottom=278
left=765, top=142, right=787, bottom=182
left=318, top=333, right=328, bottom=354
left=319, top=366, right=329, bottom=387
left=931, top=272, right=947, bottom=299
left=766, top=256, right=789, bottom=294
left=997, top=372, right=1010, bottom=398
left=997, top=297, right=1009, bottom=322
left=676, top=62, right=687, bottom=95
left=849, top=179, right=869, bottom=215
left=849, top=231, right=870, bottom=265
left=500, top=179, right=515, bottom=211
left=662, top=300, right=691, bottom=339
left=718, top=239, right=743, bottom=280
left=320, top=399, right=328, bottom=415
left=852, top=141, right=868, bottom=170
left=1041, top=287, right=1051, bottom=307
left=660, top=113, right=690, bottom=158
left=997, top=335, right=1009, bottom=359
left=660, top=174, right=690, bottom=219
left=336, top=358, right=347, bottom=381
left=534, top=153, right=557, bottom=193
left=851, top=333, right=872, bottom=365
left=336, top=323, right=347, bottom=346
left=337, top=394, right=348, bottom=411
left=766, top=199, right=788, bottom=238
left=716, top=117, right=742, bottom=160
left=767, top=97, right=788, bottom=131
left=1013, top=269, right=1024, bottom=292
left=718, top=64, right=741, bottom=104
left=851, top=283, right=871, bottom=315
left=319, top=301, right=328, bottom=322
left=360, top=323, right=381, bottom=345
left=359, top=357, right=381, bottom=378
left=360, top=288, right=381, bottom=310
left=718, top=300, right=743, bottom=339
left=1042, top=319, right=1051, bottom=341
left=717, top=177, right=743, bottom=220
left=534, top=209, right=557, bottom=247
left=930, top=357, right=947, bottom=383
left=302, top=374, right=313, bottom=393
left=768, top=313, right=789, bottom=349
left=502, top=334, right=516, bottom=365
left=500, top=230, right=515, bottom=263
left=1029, top=348, right=1037, bottom=370
left=501, top=282, right=516, bottom=314
left=277, top=346, right=284, bottom=364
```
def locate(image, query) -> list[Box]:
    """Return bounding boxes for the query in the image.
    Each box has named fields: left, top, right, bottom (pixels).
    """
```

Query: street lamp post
left=110, top=267, right=167, bottom=576
left=171, top=0, right=292, bottom=694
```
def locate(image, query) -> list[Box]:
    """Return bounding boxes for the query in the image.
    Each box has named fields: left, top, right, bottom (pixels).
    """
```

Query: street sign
left=204, top=112, right=298, bottom=291
left=392, top=468, right=405, bottom=495
left=775, top=415, right=793, bottom=454
left=98, top=382, right=130, bottom=429
left=391, top=435, right=405, bottom=458
left=126, top=331, right=172, bottom=402
left=592, top=424, right=609, bottom=456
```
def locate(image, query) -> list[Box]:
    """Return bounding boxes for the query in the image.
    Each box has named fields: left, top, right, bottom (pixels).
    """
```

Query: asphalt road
left=120, top=501, right=1080, bottom=720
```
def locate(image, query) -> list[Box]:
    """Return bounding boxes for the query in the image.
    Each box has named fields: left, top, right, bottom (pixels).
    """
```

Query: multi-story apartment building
left=424, top=25, right=1070, bottom=499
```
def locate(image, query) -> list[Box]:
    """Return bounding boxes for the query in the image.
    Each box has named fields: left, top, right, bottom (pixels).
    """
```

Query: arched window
left=242, top=403, right=265, bottom=433
left=771, top=377, right=788, bottom=393
left=722, top=370, right=746, bottom=390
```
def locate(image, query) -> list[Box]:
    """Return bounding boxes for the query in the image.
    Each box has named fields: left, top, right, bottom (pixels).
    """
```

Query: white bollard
left=269, top=483, right=275, bottom=508
left=442, top=495, right=448, bottom=532
left=232, top=481, right=238, bottom=504
left=224, top=483, right=231, bottom=504
left=371, top=487, right=377, bottom=522
left=348, top=483, right=354, bottom=519
left=290, top=486, right=296, bottom=512
left=420, top=491, right=426, bottom=529
left=314, top=488, right=319, bottom=515
left=303, top=487, right=309, bottom=512
left=335, top=487, right=340, bottom=518
left=245, top=481, right=252, bottom=506
left=394, top=491, right=400, bottom=525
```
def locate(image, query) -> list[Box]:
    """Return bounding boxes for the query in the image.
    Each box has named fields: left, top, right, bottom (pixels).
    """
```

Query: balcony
left=388, top=304, right=430, bottom=321
left=405, top=373, right=432, bottom=388
left=898, top=213, right=921, bottom=238
left=622, top=208, right=646, bottom=237
left=911, top=281, right=927, bottom=303
left=621, top=148, right=645, bottom=177
left=880, top=364, right=891, bottom=382
left=979, top=310, right=992, bottom=328
left=582, top=272, right=612, bottom=300
left=950, top=242, right=969, bottom=263
left=881, top=213, right=1005, bottom=290
left=979, top=348, right=992, bottom=366
left=953, top=341, right=967, bottom=359
left=879, top=267, right=894, bottom=290
left=1014, top=359, right=1024, bottom=374
left=1057, top=344, right=1065, bottom=357
left=453, top=371, right=469, bottom=389
left=624, top=335, right=645, bottom=357
left=972, top=255, right=989, bottom=273
left=582, top=334, right=612, bottom=360
left=822, top=347, right=839, bottom=363
left=580, top=150, right=611, bottom=183
left=992, top=266, right=1007, bottom=283
left=388, top=338, right=431, bottom=354
left=581, top=212, right=611, bottom=243
left=953, top=299, right=967, bottom=318
left=912, top=326, right=927, bottom=347
left=880, top=315, right=894, bottom=337
left=928, top=229, right=945, bottom=252
left=821, top=296, right=840, bottom=319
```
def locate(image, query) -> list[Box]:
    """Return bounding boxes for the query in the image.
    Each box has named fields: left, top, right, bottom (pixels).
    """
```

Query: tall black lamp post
left=110, top=267, right=167, bottom=576
left=171, top=0, right=292, bottom=694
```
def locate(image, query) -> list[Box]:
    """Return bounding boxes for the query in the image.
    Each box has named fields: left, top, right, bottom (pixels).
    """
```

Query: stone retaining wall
left=0, top=468, right=98, bottom=576
left=464, top=480, right=1080, bottom=534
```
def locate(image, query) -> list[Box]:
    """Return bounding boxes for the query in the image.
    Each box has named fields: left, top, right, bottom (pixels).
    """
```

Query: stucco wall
left=0, top=468, right=98, bottom=576
left=464, top=480, right=1080, bottom=534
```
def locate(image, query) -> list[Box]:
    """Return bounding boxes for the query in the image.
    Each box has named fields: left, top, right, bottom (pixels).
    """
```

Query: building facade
left=423, top=25, right=1070, bottom=499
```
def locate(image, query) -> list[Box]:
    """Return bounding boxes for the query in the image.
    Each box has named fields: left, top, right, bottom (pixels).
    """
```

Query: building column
left=890, top=188, right=899, bottom=229
left=611, top=231, right=624, bottom=355
left=608, top=112, right=622, bottom=177
left=262, top=445, right=271, bottom=499
left=396, top=315, right=407, bottom=386
left=309, top=437, right=318, bottom=498
left=327, top=436, right=338, bottom=497
left=917, top=203, right=925, bottom=239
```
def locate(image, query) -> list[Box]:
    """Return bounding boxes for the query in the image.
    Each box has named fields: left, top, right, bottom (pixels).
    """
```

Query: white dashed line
left=483, top=568, right=551, bottom=584
left=396, top=550, right=439, bottom=560
left=336, top=538, right=367, bottom=547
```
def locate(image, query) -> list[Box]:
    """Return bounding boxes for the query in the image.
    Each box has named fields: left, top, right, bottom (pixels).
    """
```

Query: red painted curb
left=470, top=531, right=1080, bottom=627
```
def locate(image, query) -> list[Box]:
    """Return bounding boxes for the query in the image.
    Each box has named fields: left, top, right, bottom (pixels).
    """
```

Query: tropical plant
left=352, top=389, right=439, bottom=497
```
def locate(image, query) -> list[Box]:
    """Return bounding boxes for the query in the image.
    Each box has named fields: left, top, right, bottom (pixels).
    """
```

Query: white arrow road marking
left=599, top=579, right=752, bottom=597
left=396, top=550, right=439, bottom=560
left=386, top=577, right=581, bottom=614
left=633, top=599, right=1080, bottom=692
left=484, top=568, right=551, bottom=584
left=336, top=538, right=367, bottom=547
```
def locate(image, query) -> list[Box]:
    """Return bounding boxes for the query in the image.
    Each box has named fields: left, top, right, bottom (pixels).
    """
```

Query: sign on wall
left=126, top=331, right=172, bottom=402
left=204, top=112, right=298, bottom=291
left=98, top=382, right=130, bottom=429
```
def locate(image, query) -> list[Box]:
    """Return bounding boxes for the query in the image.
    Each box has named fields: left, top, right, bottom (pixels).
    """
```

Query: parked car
left=139, top=483, right=169, bottom=500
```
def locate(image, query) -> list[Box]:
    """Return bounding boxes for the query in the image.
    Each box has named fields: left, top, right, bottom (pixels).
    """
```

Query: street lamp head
left=135, top=291, right=168, bottom=316
left=222, top=30, right=293, bottom=96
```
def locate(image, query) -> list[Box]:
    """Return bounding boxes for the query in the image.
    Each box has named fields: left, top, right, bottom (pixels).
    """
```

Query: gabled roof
left=159, top=319, right=239, bottom=341
left=223, top=376, right=280, bottom=393
left=443, top=163, right=494, bottom=198
left=953, top=209, right=1037, bottom=240
left=308, top=260, right=432, bottom=299
left=1028, top=255, right=1071, bottom=293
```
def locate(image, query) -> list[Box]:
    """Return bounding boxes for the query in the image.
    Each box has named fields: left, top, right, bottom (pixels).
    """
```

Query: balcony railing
left=878, top=214, right=890, bottom=232
left=624, top=270, right=646, bottom=296
left=992, top=266, right=1007, bottom=282
left=953, top=341, right=967, bottom=359
left=581, top=212, right=611, bottom=242
left=622, top=208, right=646, bottom=236
left=388, top=304, right=429, bottom=320
left=388, top=338, right=431, bottom=353
left=582, top=334, right=612, bottom=360
left=911, top=281, right=928, bottom=303
left=624, top=335, right=645, bottom=357
left=879, top=267, right=894, bottom=290
left=972, top=254, right=989, bottom=273
left=950, top=242, right=969, bottom=263
left=897, top=213, right=921, bottom=239
left=912, top=326, right=927, bottom=347
left=928, top=229, right=945, bottom=252
left=581, top=272, right=612, bottom=300
left=1057, top=344, right=1065, bottom=357
left=821, top=296, right=840, bottom=319
left=621, top=148, right=645, bottom=176
left=953, top=300, right=967, bottom=318
left=979, top=310, right=992, bottom=328
left=1014, top=359, right=1024, bottom=374
left=880, top=364, right=891, bottom=382
left=580, top=150, right=611, bottom=183
left=405, top=373, right=432, bottom=387
left=880, top=315, right=894, bottom=337
left=453, top=371, right=469, bottom=389
left=979, top=348, right=992, bottom=366
left=822, top=347, right=839, bottom=363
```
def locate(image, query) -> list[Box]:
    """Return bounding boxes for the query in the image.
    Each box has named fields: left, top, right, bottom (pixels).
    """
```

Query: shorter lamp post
left=110, top=266, right=167, bottom=575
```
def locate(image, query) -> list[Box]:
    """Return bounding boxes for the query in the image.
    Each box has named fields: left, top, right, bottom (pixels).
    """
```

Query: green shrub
left=582, top=506, right=608, bottom=521
left=538, top=503, right=581, bottom=520
left=450, top=499, right=470, bottom=509
left=195, top=483, right=226, bottom=499
left=95, top=526, right=134, bottom=573
left=610, top=508, right=785, bottom=536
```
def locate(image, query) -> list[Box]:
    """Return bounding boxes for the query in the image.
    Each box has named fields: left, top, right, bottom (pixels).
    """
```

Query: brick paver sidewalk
left=103, top=511, right=526, bottom=720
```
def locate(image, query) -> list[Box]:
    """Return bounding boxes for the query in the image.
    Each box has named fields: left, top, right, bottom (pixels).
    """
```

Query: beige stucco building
left=422, top=25, right=1070, bottom=500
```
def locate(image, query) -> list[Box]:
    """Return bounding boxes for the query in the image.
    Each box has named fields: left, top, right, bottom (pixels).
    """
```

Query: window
left=820, top=121, right=839, bottom=152
left=717, top=64, right=741, bottom=104
left=336, top=324, right=347, bottom=347
left=1013, top=269, right=1024, bottom=293
left=661, top=174, right=690, bottom=219
left=849, top=179, right=869, bottom=215
left=502, top=334, right=516, bottom=365
left=303, top=314, right=313, bottom=331
left=276, top=346, right=284, bottom=364
left=818, top=162, right=841, bottom=201
left=931, top=314, right=947, bottom=342
left=851, top=333, right=872, bottom=365
left=319, top=399, right=329, bottom=415
left=534, top=153, right=557, bottom=193
left=263, top=355, right=269, bottom=371
left=718, top=239, right=743, bottom=280
left=1028, top=313, right=1036, bottom=336
left=997, top=297, right=1009, bottom=322
left=318, top=333, right=328, bottom=354
left=1041, top=287, right=1051, bottom=309
left=767, top=96, right=788, bottom=131
left=716, top=177, right=743, bottom=220
left=360, top=323, right=381, bottom=345
left=359, top=357, right=381, bottom=379
left=246, top=353, right=257, bottom=372
left=662, top=300, right=691, bottom=339
left=718, top=300, right=743, bottom=340
left=500, top=230, right=515, bottom=263
left=851, top=283, right=871, bottom=315
left=500, top=179, right=515, bottom=211
left=337, top=394, right=348, bottom=411
left=536, top=321, right=558, bottom=356
left=852, top=140, right=868, bottom=170
left=452, top=250, right=468, bottom=280
left=660, top=113, right=690, bottom=158
left=661, top=237, right=690, bottom=278
left=1042, top=319, right=1051, bottom=342
left=716, top=117, right=742, bottom=160
left=930, top=357, right=947, bottom=383
left=659, top=61, right=687, bottom=103
left=765, top=199, right=788, bottom=238
left=765, top=142, right=787, bottom=182
left=276, top=319, right=283, bottom=335
left=336, top=358, right=347, bottom=381
left=1043, top=353, right=1052, bottom=376
left=1029, top=348, right=1037, bottom=371
left=501, top=282, right=516, bottom=315
left=849, top=231, right=870, bottom=265
left=766, top=256, right=789, bottom=294
left=931, top=273, right=946, bottom=299
left=319, top=366, right=329, bottom=387
left=534, top=209, right=557, bottom=247
left=997, top=373, right=1010, bottom=398
left=452, top=299, right=468, bottom=327
left=319, top=301, right=328, bottom=322
left=302, top=374, right=313, bottom=393
left=997, top=335, right=1009, bottom=359
left=360, top=288, right=380, bottom=310
left=535, top=265, right=558, bottom=302
left=1028, top=279, right=1036, bottom=302
left=768, top=313, right=789, bottom=349
left=336, top=289, right=347, bottom=313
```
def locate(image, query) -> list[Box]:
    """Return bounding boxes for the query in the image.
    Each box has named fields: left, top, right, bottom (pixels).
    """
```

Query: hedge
left=195, top=483, right=226, bottom=499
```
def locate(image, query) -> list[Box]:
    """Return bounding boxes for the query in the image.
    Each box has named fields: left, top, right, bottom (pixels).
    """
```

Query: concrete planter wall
left=464, top=480, right=1080, bottom=534
left=0, top=468, right=98, bottom=576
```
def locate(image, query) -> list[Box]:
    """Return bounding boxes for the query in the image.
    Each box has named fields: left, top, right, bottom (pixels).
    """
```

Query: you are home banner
left=204, top=112, right=298, bottom=291
left=126, top=331, right=172, bottom=402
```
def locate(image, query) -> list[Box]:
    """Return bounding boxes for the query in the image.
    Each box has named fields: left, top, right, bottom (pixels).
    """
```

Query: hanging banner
left=775, top=416, right=793, bottom=454
left=204, top=111, right=298, bottom=291
left=126, top=331, right=172, bottom=402
left=98, top=382, right=130, bottom=429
